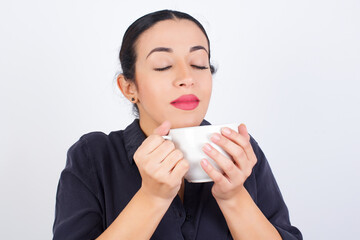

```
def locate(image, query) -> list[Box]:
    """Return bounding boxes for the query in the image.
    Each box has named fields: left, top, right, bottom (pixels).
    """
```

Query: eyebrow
left=146, top=45, right=208, bottom=59
left=190, top=45, right=208, bottom=54
left=146, top=47, right=172, bottom=59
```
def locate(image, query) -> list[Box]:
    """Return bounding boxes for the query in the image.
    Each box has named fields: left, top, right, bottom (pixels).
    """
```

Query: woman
left=53, top=10, right=302, bottom=240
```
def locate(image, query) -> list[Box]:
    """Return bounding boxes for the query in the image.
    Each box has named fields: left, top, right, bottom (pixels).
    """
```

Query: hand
left=200, top=124, right=257, bottom=201
left=134, top=121, right=189, bottom=202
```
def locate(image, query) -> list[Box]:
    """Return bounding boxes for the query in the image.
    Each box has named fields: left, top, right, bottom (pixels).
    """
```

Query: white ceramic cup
left=163, top=123, right=238, bottom=183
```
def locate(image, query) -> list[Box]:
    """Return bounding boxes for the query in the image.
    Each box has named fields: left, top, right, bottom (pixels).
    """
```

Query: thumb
left=153, top=121, right=171, bottom=136
left=238, top=123, right=250, bottom=141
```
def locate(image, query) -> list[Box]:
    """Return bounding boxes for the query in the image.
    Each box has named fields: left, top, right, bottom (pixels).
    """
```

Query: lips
left=171, top=94, right=200, bottom=110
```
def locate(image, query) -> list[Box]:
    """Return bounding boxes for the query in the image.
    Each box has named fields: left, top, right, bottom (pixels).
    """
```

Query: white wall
left=1, top=0, right=359, bottom=239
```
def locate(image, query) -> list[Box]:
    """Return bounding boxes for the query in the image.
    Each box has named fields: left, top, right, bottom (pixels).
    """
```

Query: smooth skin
left=97, top=19, right=282, bottom=240
left=119, top=19, right=213, bottom=136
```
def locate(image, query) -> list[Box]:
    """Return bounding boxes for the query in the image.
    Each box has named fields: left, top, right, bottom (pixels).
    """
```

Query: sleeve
left=53, top=136, right=104, bottom=240
left=250, top=136, right=303, bottom=240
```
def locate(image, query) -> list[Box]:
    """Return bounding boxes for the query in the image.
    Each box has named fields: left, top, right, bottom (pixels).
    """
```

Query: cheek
left=137, top=80, right=164, bottom=105
left=201, top=74, right=213, bottom=95
left=202, top=78, right=213, bottom=106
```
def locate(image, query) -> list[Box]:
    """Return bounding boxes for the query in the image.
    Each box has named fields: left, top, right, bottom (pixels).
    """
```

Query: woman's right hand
left=133, top=121, right=190, bottom=202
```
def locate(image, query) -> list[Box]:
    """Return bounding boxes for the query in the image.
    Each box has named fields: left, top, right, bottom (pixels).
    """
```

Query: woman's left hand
left=200, top=124, right=257, bottom=201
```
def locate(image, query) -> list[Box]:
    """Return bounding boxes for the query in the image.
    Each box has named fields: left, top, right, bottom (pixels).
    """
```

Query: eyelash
left=154, top=65, right=209, bottom=71
left=154, top=66, right=171, bottom=71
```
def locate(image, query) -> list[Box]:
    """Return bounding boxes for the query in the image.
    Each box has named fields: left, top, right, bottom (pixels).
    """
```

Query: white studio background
left=0, top=0, right=359, bottom=239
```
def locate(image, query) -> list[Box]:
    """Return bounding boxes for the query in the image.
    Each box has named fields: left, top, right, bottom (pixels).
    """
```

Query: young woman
left=53, top=10, right=302, bottom=240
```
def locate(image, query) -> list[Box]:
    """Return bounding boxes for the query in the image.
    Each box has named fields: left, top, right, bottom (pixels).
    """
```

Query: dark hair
left=119, top=9, right=216, bottom=116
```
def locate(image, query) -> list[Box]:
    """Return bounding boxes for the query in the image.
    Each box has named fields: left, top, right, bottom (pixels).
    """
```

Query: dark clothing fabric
left=53, top=119, right=302, bottom=240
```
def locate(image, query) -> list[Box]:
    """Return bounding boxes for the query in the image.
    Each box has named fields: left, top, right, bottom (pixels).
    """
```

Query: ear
left=117, top=74, right=137, bottom=101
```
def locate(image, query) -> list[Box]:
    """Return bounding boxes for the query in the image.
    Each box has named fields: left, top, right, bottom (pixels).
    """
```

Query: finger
left=136, top=134, right=165, bottom=156
left=238, top=123, right=250, bottom=141
left=161, top=149, right=184, bottom=172
left=153, top=121, right=171, bottom=136
left=170, top=159, right=190, bottom=180
left=200, top=158, right=230, bottom=185
left=221, top=125, right=257, bottom=165
left=237, top=124, right=257, bottom=166
left=202, top=143, right=240, bottom=180
left=150, top=140, right=176, bottom=164
left=210, top=133, right=248, bottom=170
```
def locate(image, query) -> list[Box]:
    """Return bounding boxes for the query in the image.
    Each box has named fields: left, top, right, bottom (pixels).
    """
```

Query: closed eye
left=154, top=65, right=208, bottom=71
left=154, top=66, right=172, bottom=71
left=191, top=65, right=209, bottom=70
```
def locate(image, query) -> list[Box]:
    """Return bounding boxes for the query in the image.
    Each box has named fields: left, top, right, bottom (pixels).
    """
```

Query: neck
left=138, top=115, right=158, bottom=137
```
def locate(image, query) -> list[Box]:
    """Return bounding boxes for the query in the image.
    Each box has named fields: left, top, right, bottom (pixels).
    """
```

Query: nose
left=174, top=63, right=194, bottom=88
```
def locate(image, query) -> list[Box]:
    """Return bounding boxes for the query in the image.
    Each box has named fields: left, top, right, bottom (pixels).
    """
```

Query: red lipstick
left=171, top=94, right=200, bottom=110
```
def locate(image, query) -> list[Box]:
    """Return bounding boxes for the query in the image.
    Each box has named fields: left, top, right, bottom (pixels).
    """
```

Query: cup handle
left=162, top=135, right=172, bottom=140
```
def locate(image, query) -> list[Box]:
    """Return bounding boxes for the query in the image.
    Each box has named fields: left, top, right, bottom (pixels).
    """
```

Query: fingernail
left=201, top=159, right=208, bottom=167
left=211, top=133, right=220, bottom=143
left=221, top=127, right=231, bottom=136
left=203, top=143, right=212, bottom=152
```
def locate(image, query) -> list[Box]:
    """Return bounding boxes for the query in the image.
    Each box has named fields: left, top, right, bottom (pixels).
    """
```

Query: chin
left=170, top=113, right=205, bottom=129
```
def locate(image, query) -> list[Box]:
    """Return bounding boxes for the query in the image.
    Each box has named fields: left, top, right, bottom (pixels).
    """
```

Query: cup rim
left=169, top=123, right=238, bottom=133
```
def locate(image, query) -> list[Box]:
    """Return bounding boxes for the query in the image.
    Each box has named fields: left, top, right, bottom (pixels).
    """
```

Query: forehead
left=135, top=19, right=209, bottom=56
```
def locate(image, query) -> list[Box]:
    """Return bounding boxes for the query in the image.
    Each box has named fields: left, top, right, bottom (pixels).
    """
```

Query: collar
left=123, top=119, right=211, bottom=164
